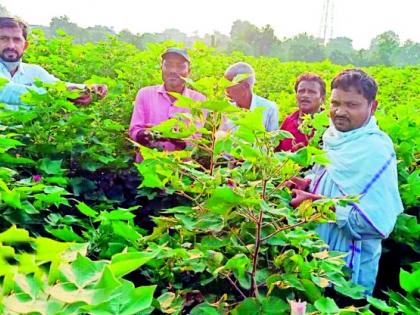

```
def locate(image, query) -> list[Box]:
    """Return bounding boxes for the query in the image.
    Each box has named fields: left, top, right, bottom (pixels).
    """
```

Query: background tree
left=369, top=31, right=400, bottom=65
left=1, top=3, right=418, bottom=66
left=325, top=37, right=356, bottom=65
left=284, top=33, right=326, bottom=62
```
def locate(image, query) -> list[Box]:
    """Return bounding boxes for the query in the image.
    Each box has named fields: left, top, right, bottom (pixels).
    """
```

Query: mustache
left=334, top=116, right=349, bottom=120
left=2, top=48, right=19, bottom=54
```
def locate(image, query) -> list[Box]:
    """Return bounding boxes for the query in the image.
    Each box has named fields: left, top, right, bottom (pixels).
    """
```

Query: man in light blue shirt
left=0, top=17, right=108, bottom=110
left=223, top=62, right=279, bottom=132
left=290, top=69, right=403, bottom=294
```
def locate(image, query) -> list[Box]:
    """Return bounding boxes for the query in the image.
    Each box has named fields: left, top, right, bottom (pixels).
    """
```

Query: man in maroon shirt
left=276, top=73, right=326, bottom=151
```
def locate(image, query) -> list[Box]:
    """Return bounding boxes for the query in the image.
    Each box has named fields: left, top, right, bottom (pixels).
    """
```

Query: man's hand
left=71, top=90, right=92, bottom=105
left=157, top=137, right=187, bottom=150
left=91, top=84, right=108, bottom=100
left=68, top=84, right=108, bottom=105
left=136, top=126, right=157, bottom=146
left=290, top=189, right=322, bottom=208
left=284, top=176, right=311, bottom=191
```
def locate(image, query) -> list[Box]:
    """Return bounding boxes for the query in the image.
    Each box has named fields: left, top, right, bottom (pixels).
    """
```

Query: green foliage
left=367, top=264, right=420, bottom=314
left=0, top=226, right=157, bottom=315
left=0, top=31, right=418, bottom=313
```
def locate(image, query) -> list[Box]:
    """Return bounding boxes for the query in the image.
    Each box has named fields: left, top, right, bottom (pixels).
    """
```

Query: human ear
left=370, top=100, right=378, bottom=114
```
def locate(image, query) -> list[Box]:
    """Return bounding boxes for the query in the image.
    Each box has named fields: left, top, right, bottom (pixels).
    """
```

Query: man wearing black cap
left=129, top=47, right=206, bottom=161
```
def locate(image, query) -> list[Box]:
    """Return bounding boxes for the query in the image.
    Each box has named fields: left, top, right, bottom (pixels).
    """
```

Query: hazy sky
left=2, top=0, right=419, bottom=49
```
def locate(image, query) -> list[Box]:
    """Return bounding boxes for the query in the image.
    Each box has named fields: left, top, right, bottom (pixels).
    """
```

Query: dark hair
left=331, top=69, right=378, bottom=103
left=294, top=73, right=326, bottom=97
left=0, top=17, right=28, bottom=40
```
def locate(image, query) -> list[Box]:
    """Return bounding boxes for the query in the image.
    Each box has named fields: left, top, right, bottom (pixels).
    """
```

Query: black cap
left=161, top=47, right=190, bottom=63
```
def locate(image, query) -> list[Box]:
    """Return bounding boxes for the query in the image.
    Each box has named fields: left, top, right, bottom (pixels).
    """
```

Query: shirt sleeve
left=0, top=80, right=46, bottom=106
left=129, top=89, right=147, bottom=141
left=266, top=104, right=279, bottom=131
left=31, top=65, right=60, bottom=84
left=33, top=65, right=85, bottom=89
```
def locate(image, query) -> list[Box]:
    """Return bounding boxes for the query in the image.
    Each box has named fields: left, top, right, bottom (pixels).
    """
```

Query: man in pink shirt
left=129, top=48, right=206, bottom=158
left=276, top=73, right=325, bottom=152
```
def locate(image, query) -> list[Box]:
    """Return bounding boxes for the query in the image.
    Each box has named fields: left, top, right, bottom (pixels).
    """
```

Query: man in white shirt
left=223, top=62, right=279, bottom=132
left=0, top=17, right=107, bottom=110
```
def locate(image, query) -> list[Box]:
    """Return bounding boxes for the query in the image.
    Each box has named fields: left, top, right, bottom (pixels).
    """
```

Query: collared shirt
left=277, top=110, right=313, bottom=151
left=221, top=93, right=279, bottom=132
left=249, top=94, right=278, bottom=132
left=129, top=84, right=206, bottom=154
left=0, top=62, right=84, bottom=110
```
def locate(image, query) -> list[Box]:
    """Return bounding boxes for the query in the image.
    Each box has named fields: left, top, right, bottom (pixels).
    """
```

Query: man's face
left=0, top=27, right=28, bottom=62
left=224, top=74, right=251, bottom=108
left=330, top=87, right=376, bottom=132
left=161, top=53, right=190, bottom=92
left=296, top=80, right=324, bottom=114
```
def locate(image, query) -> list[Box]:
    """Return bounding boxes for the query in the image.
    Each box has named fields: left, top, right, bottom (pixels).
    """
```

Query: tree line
left=1, top=4, right=419, bottom=67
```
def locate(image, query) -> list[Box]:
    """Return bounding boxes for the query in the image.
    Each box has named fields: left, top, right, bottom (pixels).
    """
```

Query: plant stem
left=224, top=273, right=247, bottom=299
left=260, top=214, right=321, bottom=242
left=250, top=179, right=267, bottom=297
left=208, top=113, right=218, bottom=176
left=175, top=191, right=205, bottom=212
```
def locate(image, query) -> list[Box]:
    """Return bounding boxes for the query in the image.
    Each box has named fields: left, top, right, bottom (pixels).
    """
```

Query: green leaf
left=205, top=186, right=241, bottom=215
left=151, top=118, right=195, bottom=139
left=286, top=147, right=310, bottom=167
left=2, top=190, right=22, bottom=208
left=112, top=221, right=141, bottom=242
left=260, top=297, right=289, bottom=314
left=314, top=297, right=340, bottom=314
left=137, top=160, right=165, bottom=188
left=0, top=77, right=8, bottom=90
left=76, top=202, right=98, bottom=218
left=0, top=167, right=16, bottom=180
left=87, top=282, right=155, bottom=315
left=0, top=137, right=24, bottom=151
left=71, top=253, right=106, bottom=287
left=225, top=254, right=251, bottom=289
left=301, top=279, right=322, bottom=303
left=95, top=266, right=121, bottom=290
left=231, top=298, right=260, bottom=315
left=367, top=296, right=397, bottom=313
left=400, top=268, right=420, bottom=293
left=110, top=250, right=160, bottom=277
left=0, top=225, right=31, bottom=243
left=0, top=153, right=34, bottom=165
left=38, top=158, right=64, bottom=175
left=190, top=303, right=220, bottom=315
left=200, top=100, right=240, bottom=113
left=45, top=176, right=69, bottom=185
left=45, top=226, right=84, bottom=242
left=334, top=281, right=366, bottom=300
left=120, top=285, right=156, bottom=315
left=34, top=237, right=73, bottom=262
left=98, top=209, right=136, bottom=221
left=234, top=107, right=265, bottom=132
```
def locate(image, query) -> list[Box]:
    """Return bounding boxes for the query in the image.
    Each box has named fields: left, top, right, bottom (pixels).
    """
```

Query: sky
left=2, top=0, right=419, bottom=49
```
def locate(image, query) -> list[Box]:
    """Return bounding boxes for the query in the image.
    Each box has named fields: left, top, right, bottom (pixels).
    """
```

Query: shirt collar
left=157, top=84, right=189, bottom=97
left=0, top=61, right=24, bottom=78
